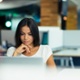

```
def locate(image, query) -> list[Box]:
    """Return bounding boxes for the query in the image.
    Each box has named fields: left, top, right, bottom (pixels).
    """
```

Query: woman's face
left=20, top=26, right=34, bottom=47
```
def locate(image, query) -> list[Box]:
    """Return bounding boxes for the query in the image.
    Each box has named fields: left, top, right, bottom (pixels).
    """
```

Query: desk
left=55, top=68, right=80, bottom=80
left=53, top=49, right=80, bottom=67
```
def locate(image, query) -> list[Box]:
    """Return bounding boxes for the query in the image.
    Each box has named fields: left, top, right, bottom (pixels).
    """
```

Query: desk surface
left=55, top=68, right=80, bottom=80
left=53, top=49, right=80, bottom=57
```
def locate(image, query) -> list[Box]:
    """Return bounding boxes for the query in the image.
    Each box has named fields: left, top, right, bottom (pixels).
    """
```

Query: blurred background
left=0, top=0, right=80, bottom=68
left=0, top=0, right=80, bottom=30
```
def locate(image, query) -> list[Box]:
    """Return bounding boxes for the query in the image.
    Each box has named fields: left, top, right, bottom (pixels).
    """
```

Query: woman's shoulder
left=40, top=45, right=52, bottom=52
left=40, top=45, right=52, bottom=63
left=40, top=45, right=51, bottom=49
left=6, top=47, right=16, bottom=56
left=7, top=46, right=16, bottom=50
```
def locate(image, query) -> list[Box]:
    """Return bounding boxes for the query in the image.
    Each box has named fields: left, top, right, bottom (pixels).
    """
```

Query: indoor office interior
left=0, top=0, right=80, bottom=68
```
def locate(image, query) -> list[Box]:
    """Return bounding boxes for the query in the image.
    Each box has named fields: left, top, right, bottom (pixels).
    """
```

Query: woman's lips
left=23, top=41, right=29, bottom=44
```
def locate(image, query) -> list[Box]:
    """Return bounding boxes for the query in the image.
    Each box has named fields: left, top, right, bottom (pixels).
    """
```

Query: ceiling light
left=5, top=21, right=11, bottom=28
left=62, top=0, right=67, bottom=2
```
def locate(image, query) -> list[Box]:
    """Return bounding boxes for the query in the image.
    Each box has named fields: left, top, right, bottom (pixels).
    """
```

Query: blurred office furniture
left=41, top=32, right=48, bottom=44
left=0, top=30, right=15, bottom=54
left=39, top=26, right=62, bottom=50
left=0, top=30, right=15, bottom=47
left=53, top=30, right=80, bottom=67
left=0, top=30, right=15, bottom=55
left=53, top=49, right=80, bottom=67
left=63, top=30, right=80, bottom=48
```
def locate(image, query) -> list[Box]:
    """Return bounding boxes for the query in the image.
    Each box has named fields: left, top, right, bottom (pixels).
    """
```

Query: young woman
left=6, top=18, right=56, bottom=67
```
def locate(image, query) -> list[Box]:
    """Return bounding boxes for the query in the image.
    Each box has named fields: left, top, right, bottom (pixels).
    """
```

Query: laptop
left=0, top=56, right=43, bottom=66
left=0, top=56, right=44, bottom=67
left=0, top=56, right=45, bottom=80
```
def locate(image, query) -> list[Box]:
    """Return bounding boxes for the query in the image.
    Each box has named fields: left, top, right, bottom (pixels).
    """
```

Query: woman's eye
left=28, top=33, right=32, bottom=35
left=20, top=33, right=24, bottom=35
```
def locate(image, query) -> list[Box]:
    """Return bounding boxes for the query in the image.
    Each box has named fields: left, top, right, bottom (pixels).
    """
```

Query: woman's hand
left=12, top=44, right=31, bottom=56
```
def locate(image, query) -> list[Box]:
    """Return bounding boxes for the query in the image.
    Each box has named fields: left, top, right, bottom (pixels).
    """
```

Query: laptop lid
left=0, top=56, right=43, bottom=66
left=0, top=56, right=45, bottom=80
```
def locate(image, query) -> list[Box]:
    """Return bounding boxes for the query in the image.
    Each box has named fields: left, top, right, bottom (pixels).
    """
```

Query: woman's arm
left=46, top=55, right=56, bottom=68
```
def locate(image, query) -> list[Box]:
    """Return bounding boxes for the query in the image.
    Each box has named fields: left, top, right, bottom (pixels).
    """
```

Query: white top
left=6, top=45, right=52, bottom=63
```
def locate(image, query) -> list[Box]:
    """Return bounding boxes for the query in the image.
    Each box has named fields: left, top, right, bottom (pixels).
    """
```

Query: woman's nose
left=24, top=34, right=28, bottom=40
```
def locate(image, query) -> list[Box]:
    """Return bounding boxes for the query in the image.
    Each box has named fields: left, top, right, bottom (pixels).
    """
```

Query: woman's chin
left=23, top=43, right=29, bottom=46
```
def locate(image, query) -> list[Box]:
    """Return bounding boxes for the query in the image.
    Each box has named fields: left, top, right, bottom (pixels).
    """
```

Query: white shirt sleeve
left=42, top=45, right=53, bottom=63
left=6, top=47, right=16, bottom=56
